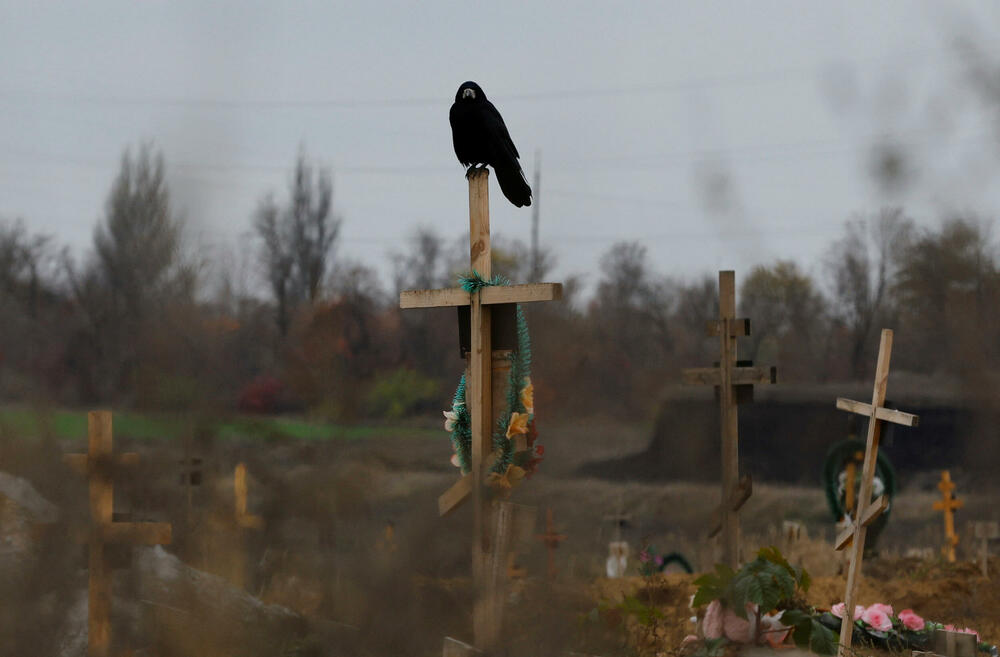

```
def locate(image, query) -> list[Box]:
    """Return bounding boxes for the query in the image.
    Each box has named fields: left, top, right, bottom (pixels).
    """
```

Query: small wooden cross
left=399, top=170, right=561, bottom=654
left=536, top=507, right=567, bottom=578
left=681, top=270, right=776, bottom=568
left=230, top=462, right=264, bottom=590
left=932, top=470, right=963, bottom=563
left=64, top=410, right=172, bottom=657
left=602, top=494, right=632, bottom=543
left=832, top=329, right=918, bottom=657
left=973, top=521, right=999, bottom=577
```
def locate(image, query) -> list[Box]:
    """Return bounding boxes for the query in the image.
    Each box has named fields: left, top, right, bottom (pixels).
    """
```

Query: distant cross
left=536, top=508, right=567, bottom=579
left=231, top=462, right=264, bottom=590
left=973, top=521, right=999, bottom=578
left=64, top=411, right=173, bottom=657
left=832, top=329, right=919, bottom=657
left=602, top=494, right=632, bottom=543
left=932, top=470, right=963, bottom=563
left=842, top=449, right=864, bottom=517
left=681, top=270, right=776, bottom=568
left=400, top=169, right=561, bottom=654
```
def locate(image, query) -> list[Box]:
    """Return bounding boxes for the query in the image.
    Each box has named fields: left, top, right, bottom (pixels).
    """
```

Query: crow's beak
left=462, top=88, right=476, bottom=100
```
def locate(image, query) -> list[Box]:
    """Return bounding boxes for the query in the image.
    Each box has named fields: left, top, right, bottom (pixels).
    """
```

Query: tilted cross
left=399, top=169, right=561, bottom=653
left=681, top=270, right=776, bottom=568
left=832, top=329, right=918, bottom=657
left=932, top=470, right=963, bottom=563
left=64, top=411, right=173, bottom=657
left=536, top=507, right=567, bottom=579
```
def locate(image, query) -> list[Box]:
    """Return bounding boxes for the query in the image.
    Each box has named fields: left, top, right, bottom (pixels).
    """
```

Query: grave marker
left=932, top=470, right=963, bottom=563
left=681, top=270, right=776, bottom=568
left=536, top=507, right=566, bottom=579
left=400, top=169, right=560, bottom=654
left=64, top=410, right=173, bottom=657
left=973, top=521, right=999, bottom=577
left=831, top=330, right=919, bottom=657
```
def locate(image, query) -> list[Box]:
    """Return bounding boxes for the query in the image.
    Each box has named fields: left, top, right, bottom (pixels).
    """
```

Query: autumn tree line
left=1, top=143, right=999, bottom=421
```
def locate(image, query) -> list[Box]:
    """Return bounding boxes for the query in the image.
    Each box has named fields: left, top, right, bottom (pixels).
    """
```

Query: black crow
left=449, top=81, right=532, bottom=208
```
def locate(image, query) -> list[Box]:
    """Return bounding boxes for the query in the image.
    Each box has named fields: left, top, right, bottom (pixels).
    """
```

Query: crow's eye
left=462, top=88, right=476, bottom=100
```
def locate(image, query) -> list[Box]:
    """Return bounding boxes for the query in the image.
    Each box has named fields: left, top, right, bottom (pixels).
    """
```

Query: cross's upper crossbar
left=399, top=283, right=562, bottom=309
left=682, top=366, right=777, bottom=387
left=835, top=398, right=919, bottom=427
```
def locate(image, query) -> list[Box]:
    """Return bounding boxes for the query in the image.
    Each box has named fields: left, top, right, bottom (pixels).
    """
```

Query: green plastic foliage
left=779, top=609, right=838, bottom=656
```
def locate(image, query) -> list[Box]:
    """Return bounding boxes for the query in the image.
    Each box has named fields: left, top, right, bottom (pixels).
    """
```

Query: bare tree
left=254, top=150, right=340, bottom=336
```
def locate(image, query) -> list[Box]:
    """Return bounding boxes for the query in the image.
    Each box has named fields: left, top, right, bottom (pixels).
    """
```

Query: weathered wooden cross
left=400, top=169, right=561, bottom=654
left=536, top=507, right=567, bottom=579
left=231, top=462, right=264, bottom=590
left=64, top=410, right=173, bottom=657
left=973, top=521, right=999, bottom=577
left=932, top=470, right=963, bottom=563
left=832, top=329, right=919, bottom=657
left=681, top=270, right=776, bottom=568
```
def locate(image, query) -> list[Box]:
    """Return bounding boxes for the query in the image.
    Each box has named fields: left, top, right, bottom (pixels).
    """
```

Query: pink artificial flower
left=722, top=604, right=756, bottom=644
left=898, top=609, right=925, bottom=631
left=959, top=627, right=980, bottom=642
left=703, top=600, right=724, bottom=640
left=760, top=612, right=791, bottom=648
left=831, top=603, right=864, bottom=620
left=862, top=607, right=893, bottom=632
left=945, top=624, right=956, bottom=632
left=867, top=603, right=895, bottom=618
left=682, top=635, right=700, bottom=646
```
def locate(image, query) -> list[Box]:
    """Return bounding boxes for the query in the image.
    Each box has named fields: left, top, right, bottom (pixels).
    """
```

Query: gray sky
left=2, top=1, right=999, bottom=295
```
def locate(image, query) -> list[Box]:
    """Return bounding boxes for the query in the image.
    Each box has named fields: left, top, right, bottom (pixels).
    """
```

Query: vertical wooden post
left=717, top=271, right=740, bottom=569
left=467, top=170, right=496, bottom=650
left=88, top=411, right=113, bottom=657
left=839, top=329, right=891, bottom=657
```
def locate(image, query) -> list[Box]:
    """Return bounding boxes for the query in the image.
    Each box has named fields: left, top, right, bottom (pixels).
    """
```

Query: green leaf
left=808, top=619, right=838, bottom=655
left=798, top=565, right=812, bottom=594
left=692, top=564, right=735, bottom=608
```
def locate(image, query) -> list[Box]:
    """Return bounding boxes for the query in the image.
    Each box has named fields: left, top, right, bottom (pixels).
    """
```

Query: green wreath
left=822, top=438, right=896, bottom=548
left=443, top=272, right=542, bottom=489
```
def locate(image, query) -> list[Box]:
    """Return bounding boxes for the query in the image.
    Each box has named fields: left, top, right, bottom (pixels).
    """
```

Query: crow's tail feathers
left=494, top=162, right=532, bottom=208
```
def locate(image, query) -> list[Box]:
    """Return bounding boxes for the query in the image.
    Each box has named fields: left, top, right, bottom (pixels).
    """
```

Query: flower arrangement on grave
left=822, top=438, right=896, bottom=549
left=443, top=272, right=542, bottom=491
left=637, top=545, right=694, bottom=576
left=684, top=547, right=998, bottom=657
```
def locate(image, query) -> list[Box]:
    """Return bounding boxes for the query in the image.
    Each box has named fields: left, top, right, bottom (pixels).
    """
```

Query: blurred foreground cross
left=400, top=169, right=558, bottom=655
left=680, top=270, right=776, bottom=569
left=64, top=410, right=173, bottom=657
left=832, top=329, right=918, bottom=657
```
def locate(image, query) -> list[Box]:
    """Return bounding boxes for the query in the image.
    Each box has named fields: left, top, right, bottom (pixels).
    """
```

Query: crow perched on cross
left=449, top=81, right=532, bottom=208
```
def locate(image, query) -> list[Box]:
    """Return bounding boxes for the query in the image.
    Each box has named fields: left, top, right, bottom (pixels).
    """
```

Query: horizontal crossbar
left=682, top=366, right=777, bottom=387
left=400, top=283, right=562, bottom=309
left=835, top=398, right=919, bottom=427
left=835, top=495, right=888, bottom=550
left=63, top=452, right=141, bottom=473
left=96, top=521, right=173, bottom=546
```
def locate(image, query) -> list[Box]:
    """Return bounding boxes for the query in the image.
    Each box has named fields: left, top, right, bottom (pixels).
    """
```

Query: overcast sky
left=2, top=2, right=999, bottom=295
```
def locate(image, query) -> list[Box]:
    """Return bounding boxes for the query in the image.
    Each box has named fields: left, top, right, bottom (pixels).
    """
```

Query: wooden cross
left=602, top=495, right=632, bottom=543
left=536, top=507, right=567, bottom=578
left=832, top=329, right=918, bottom=657
left=399, top=169, right=561, bottom=654
left=681, top=270, right=776, bottom=568
left=932, top=470, right=963, bottom=563
left=230, top=462, right=264, bottom=590
left=842, top=449, right=865, bottom=517
left=973, top=521, right=999, bottom=577
left=63, top=410, right=173, bottom=657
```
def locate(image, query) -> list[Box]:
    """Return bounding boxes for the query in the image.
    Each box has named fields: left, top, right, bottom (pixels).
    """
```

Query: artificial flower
left=487, top=464, right=526, bottom=490
left=505, top=412, right=530, bottom=439
left=898, top=609, right=925, bottom=631
left=861, top=607, right=892, bottom=632
left=867, top=603, right=894, bottom=618
left=520, top=378, right=534, bottom=414
left=831, top=603, right=864, bottom=621
left=450, top=453, right=461, bottom=468
left=722, top=604, right=756, bottom=643
left=760, top=612, right=791, bottom=648
left=443, top=410, right=458, bottom=432
left=703, top=600, right=723, bottom=640
left=958, top=627, right=980, bottom=641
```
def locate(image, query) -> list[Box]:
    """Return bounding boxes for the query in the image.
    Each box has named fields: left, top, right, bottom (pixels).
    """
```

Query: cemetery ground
left=1, top=407, right=998, bottom=656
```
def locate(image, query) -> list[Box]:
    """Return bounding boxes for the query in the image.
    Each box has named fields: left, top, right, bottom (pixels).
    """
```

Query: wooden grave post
left=400, top=169, right=561, bottom=654
left=932, top=470, right=963, bottom=563
left=973, top=521, right=999, bottom=578
left=681, top=270, right=777, bottom=569
left=832, top=329, right=919, bottom=657
left=536, top=508, right=567, bottom=579
left=232, top=462, right=264, bottom=589
left=64, top=410, right=173, bottom=657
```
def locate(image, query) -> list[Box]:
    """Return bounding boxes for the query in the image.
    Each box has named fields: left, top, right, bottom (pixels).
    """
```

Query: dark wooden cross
left=536, top=507, right=567, bottom=579
left=681, top=270, right=776, bottom=568
left=832, top=329, right=918, bottom=657
left=64, top=410, right=173, bottom=657
left=400, top=169, right=560, bottom=654
left=932, top=470, right=963, bottom=563
left=973, top=521, right=999, bottom=577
